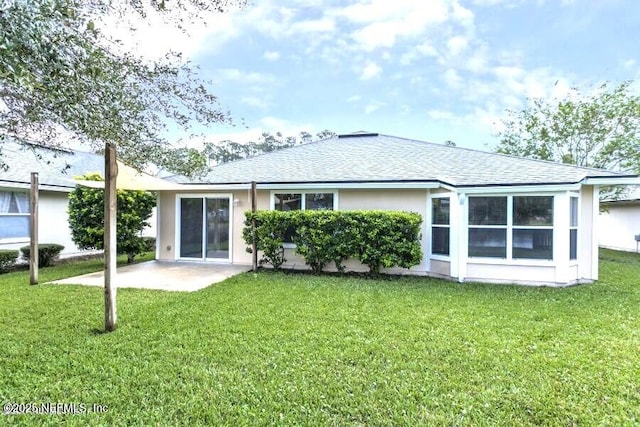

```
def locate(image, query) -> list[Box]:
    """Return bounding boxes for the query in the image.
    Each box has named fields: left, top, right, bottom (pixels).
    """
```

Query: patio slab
left=48, top=261, right=250, bottom=292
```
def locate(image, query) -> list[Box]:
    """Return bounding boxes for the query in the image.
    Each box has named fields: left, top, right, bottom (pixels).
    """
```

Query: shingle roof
left=0, top=141, right=104, bottom=191
left=195, top=133, right=631, bottom=187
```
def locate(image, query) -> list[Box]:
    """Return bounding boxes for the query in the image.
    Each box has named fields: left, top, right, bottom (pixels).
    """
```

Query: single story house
left=0, top=141, right=156, bottom=257
left=154, top=132, right=639, bottom=286
left=599, top=186, right=640, bottom=253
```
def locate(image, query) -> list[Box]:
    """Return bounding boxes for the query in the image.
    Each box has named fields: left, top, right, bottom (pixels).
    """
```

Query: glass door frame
left=175, top=193, right=233, bottom=262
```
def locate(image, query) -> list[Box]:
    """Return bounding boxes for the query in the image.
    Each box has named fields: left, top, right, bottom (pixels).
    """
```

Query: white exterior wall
left=0, top=190, right=84, bottom=256
left=0, top=189, right=158, bottom=258
left=598, top=202, right=640, bottom=252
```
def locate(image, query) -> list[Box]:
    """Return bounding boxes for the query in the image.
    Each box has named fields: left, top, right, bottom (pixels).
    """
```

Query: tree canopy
left=204, top=130, right=337, bottom=165
left=68, top=173, right=156, bottom=263
left=0, top=0, right=242, bottom=172
left=495, top=81, right=640, bottom=176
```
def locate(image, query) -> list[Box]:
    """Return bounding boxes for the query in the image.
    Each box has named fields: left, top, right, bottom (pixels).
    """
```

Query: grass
left=1, top=249, right=639, bottom=426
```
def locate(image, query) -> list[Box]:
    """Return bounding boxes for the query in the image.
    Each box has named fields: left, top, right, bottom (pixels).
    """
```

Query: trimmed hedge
left=243, top=210, right=423, bottom=274
left=20, top=244, right=65, bottom=267
left=0, top=249, right=18, bottom=273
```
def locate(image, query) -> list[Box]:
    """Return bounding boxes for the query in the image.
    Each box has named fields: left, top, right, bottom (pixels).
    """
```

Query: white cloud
left=263, top=51, right=281, bottom=61
left=331, top=0, right=465, bottom=51
left=364, top=101, right=385, bottom=114
left=427, top=109, right=455, bottom=120
left=216, top=69, right=278, bottom=85
left=241, top=96, right=270, bottom=109
left=447, top=36, right=469, bottom=56
left=98, top=4, right=240, bottom=61
left=443, top=69, right=463, bottom=89
left=347, top=95, right=362, bottom=102
left=361, top=62, right=382, bottom=80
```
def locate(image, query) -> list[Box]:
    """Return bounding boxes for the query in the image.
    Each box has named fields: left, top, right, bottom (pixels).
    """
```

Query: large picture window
left=512, top=196, right=553, bottom=260
left=468, top=197, right=507, bottom=258
left=431, top=197, right=450, bottom=256
left=273, top=192, right=335, bottom=243
left=468, top=195, right=554, bottom=260
left=0, top=191, right=30, bottom=240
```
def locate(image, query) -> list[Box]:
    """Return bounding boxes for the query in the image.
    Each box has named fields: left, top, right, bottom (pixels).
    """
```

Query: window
left=512, top=196, right=553, bottom=260
left=273, top=192, right=335, bottom=243
left=0, top=191, right=30, bottom=240
left=431, top=197, right=450, bottom=256
left=468, top=197, right=507, bottom=258
left=468, top=195, right=554, bottom=260
left=570, top=196, right=578, bottom=260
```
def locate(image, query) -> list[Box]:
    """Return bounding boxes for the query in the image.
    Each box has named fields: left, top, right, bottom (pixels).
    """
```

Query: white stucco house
left=599, top=187, right=640, bottom=253
left=153, top=132, right=639, bottom=287
left=0, top=141, right=156, bottom=257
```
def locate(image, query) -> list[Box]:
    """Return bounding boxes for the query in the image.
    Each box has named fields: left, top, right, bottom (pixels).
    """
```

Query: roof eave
left=582, top=176, right=640, bottom=186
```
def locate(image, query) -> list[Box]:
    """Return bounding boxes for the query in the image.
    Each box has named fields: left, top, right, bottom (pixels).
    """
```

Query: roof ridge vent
left=338, top=132, right=379, bottom=138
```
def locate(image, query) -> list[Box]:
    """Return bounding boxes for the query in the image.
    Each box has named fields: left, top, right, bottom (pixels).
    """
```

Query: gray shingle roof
left=0, top=141, right=104, bottom=190
left=195, top=133, right=631, bottom=187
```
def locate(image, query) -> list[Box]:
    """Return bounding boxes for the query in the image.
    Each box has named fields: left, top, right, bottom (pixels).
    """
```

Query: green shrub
left=0, top=249, right=18, bottom=273
left=142, top=236, right=156, bottom=252
left=244, top=210, right=423, bottom=274
left=243, top=211, right=290, bottom=269
left=20, top=244, right=65, bottom=267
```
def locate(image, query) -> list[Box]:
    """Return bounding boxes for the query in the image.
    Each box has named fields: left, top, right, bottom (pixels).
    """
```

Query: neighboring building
left=599, top=187, right=640, bottom=253
left=153, top=132, right=639, bottom=287
left=0, top=141, right=156, bottom=257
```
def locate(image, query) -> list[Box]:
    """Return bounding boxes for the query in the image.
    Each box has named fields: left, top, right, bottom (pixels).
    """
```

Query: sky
left=119, top=0, right=640, bottom=151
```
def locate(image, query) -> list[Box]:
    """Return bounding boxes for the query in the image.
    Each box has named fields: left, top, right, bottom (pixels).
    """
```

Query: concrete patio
left=48, top=261, right=250, bottom=292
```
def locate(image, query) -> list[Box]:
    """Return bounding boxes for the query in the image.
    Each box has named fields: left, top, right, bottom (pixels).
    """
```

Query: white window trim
left=175, top=193, right=233, bottom=262
left=269, top=190, right=339, bottom=211
left=569, top=195, right=579, bottom=264
left=467, top=194, right=556, bottom=263
left=430, top=194, right=451, bottom=261
left=270, top=190, right=339, bottom=249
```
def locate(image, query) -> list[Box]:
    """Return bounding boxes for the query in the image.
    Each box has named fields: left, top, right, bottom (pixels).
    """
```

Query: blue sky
left=125, top=0, right=640, bottom=151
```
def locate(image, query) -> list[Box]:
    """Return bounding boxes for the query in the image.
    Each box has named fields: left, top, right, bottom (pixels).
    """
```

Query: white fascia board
left=458, top=183, right=582, bottom=194
left=171, top=183, right=251, bottom=191
left=582, top=176, right=640, bottom=186
left=256, top=181, right=443, bottom=190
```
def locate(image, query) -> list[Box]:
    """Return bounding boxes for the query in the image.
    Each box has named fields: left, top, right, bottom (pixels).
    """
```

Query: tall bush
left=68, top=173, right=156, bottom=263
left=243, top=210, right=423, bottom=274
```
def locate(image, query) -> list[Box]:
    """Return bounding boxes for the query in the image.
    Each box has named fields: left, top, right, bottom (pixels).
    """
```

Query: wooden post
left=104, top=143, right=118, bottom=332
left=29, top=172, right=39, bottom=285
left=251, top=181, right=258, bottom=272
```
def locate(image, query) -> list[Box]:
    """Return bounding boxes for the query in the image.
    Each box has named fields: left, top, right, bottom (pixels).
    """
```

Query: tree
left=204, top=130, right=337, bottom=165
left=68, top=173, right=156, bottom=263
left=0, top=0, right=241, bottom=172
left=495, top=81, right=640, bottom=176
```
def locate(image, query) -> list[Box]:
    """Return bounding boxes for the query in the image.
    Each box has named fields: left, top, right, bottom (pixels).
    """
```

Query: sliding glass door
left=178, top=195, right=231, bottom=261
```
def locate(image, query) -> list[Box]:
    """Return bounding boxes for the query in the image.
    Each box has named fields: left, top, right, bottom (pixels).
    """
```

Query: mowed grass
left=1, top=249, right=639, bottom=426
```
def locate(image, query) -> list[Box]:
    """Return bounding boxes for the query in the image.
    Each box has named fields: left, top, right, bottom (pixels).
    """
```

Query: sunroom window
left=468, top=195, right=554, bottom=260
left=468, top=197, right=507, bottom=258
left=512, top=196, right=553, bottom=260
left=570, top=196, right=578, bottom=260
left=0, top=191, right=30, bottom=240
left=431, top=197, right=450, bottom=256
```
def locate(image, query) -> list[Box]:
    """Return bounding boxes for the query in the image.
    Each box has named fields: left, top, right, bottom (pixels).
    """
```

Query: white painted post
left=591, top=186, right=600, bottom=281
left=104, top=143, right=118, bottom=332
left=29, top=172, right=39, bottom=285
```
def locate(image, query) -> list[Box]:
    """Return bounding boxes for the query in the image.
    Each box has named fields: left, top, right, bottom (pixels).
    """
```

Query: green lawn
left=1, top=249, right=639, bottom=426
